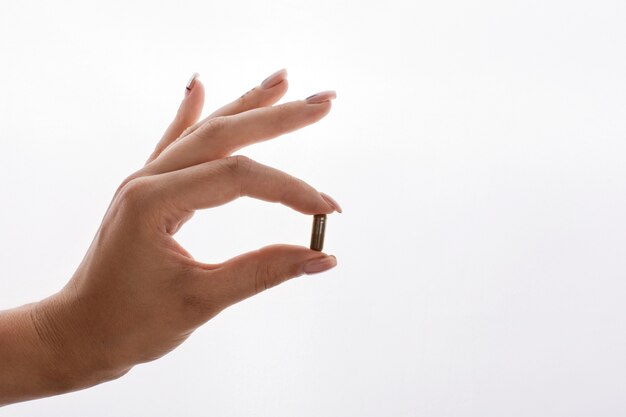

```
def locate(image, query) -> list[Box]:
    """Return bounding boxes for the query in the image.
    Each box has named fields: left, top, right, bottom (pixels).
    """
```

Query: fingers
left=210, top=68, right=289, bottom=118
left=151, top=156, right=337, bottom=224
left=177, top=68, right=289, bottom=140
left=145, top=93, right=336, bottom=175
left=193, top=245, right=337, bottom=309
left=145, top=73, right=205, bottom=165
left=203, top=93, right=335, bottom=155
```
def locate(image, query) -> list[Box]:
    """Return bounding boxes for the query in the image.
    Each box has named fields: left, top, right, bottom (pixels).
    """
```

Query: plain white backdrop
left=1, top=0, right=626, bottom=415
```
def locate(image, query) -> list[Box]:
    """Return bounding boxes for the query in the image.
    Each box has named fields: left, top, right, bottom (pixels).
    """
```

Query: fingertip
left=258, top=77, right=289, bottom=104
left=303, top=98, right=333, bottom=122
left=272, top=77, right=289, bottom=95
left=305, top=90, right=337, bottom=104
left=260, top=68, right=288, bottom=89
left=256, top=243, right=314, bottom=257
left=180, top=79, right=205, bottom=121
left=185, top=77, right=205, bottom=100
left=255, top=244, right=334, bottom=269
left=320, top=192, right=342, bottom=213
left=303, top=91, right=336, bottom=122
left=257, top=245, right=337, bottom=276
left=297, top=195, right=335, bottom=216
left=186, top=72, right=200, bottom=90
left=302, top=253, right=337, bottom=275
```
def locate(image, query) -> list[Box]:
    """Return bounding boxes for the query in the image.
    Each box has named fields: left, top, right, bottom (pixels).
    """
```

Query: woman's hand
left=0, top=69, right=340, bottom=404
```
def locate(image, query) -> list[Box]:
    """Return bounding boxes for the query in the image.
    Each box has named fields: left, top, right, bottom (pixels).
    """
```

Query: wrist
left=31, top=289, right=131, bottom=388
left=0, top=291, right=128, bottom=405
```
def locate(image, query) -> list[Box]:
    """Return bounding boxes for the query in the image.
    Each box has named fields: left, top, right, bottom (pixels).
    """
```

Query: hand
left=0, top=69, right=340, bottom=404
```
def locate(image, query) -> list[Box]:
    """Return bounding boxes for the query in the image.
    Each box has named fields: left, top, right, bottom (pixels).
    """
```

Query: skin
left=0, top=70, right=340, bottom=406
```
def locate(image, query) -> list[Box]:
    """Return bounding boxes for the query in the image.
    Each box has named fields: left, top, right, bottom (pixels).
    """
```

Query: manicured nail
left=261, top=68, right=287, bottom=89
left=186, top=72, right=199, bottom=91
left=320, top=192, right=343, bottom=213
left=305, top=90, right=337, bottom=104
left=303, top=255, right=337, bottom=275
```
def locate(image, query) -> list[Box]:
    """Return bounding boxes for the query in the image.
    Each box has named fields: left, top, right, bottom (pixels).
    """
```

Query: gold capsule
left=310, top=214, right=327, bottom=251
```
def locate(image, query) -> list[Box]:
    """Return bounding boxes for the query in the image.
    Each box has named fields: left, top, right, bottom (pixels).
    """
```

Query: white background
left=1, top=0, right=626, bottom=415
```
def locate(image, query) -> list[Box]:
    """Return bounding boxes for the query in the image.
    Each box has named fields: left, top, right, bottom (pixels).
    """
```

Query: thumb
left=202, top=244, right=337, bottom=309
left=146, top=73, right=205, bottom=164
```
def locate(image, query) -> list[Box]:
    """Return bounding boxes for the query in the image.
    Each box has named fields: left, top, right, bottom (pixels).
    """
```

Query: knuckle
left=241, top=87, right=262, bottom=107
left=222, top=155, right=254, bottom=176
left=270, top=102, right=302, bottom=132
left=253, top=262, right=282, bottom=294
left=274, top=103, right=292, bottom=125
left=253, top=262, right=268, bottom=294
left=275, top=102, right=292, bottom=116
left=115, top=174, right=136, bottom=196
left=236, top=88, right=254, bottom=107
left=233, top=154, right=253, bottom=170
left=203, top=116, right=229, bottom=136
left=116, top=177, right=155, bottom=210
left=215, top=155, right=256, bottom=199
left=180, top=125, right=195, bottom=138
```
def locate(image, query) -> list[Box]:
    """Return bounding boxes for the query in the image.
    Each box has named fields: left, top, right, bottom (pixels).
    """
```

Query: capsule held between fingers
left=310, top=214, right=327, bottom=251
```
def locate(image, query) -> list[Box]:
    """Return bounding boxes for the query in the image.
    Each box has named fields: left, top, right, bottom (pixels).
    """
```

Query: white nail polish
left=186, top=72, right=199, bottom=91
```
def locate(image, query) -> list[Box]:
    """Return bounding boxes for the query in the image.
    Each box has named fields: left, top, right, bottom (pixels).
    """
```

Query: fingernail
left=186, top=72, right=199, bottom=92
left=261, top=68, right=287, bottom=89
left=305, top=90, right=337, bottom=104
left=303, top=255, right=337, bottom=275
left=320, top=192, right=343, bottom=213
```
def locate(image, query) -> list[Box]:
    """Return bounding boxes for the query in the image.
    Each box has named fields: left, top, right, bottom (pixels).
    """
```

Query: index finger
left=150, top=155, right=337, bottom=222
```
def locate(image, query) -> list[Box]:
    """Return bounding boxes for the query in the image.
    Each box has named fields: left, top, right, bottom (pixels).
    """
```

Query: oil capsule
left=310, top=214, right=327, bottom=251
